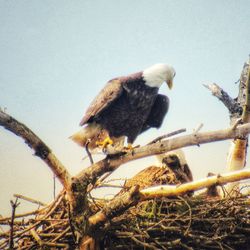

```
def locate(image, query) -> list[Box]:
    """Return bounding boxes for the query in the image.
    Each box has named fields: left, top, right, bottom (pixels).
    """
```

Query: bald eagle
left=120, top=149, right=193, bottom=194
left=70, top=64, right=175, bottom=151
left=156, top=149, right=193, bottom=184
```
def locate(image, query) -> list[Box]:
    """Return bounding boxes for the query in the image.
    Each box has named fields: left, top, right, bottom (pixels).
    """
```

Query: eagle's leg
left=122, top=143, right=140, bottom=152
left=96, top=136, right=114, bottom=149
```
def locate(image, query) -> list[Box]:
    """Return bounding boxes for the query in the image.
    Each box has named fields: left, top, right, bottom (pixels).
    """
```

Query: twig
left=85, top=140, right=94, bottom=164
left=51, top=226, right=70, bottom=242
left=34, top=218, right=68, bottom=222
left=0, top=207, right=46, bottom=223
left=178, top=196, right=192, bottom=235
left=14, top=194, right=47, bottom=207
left=96, top=184, right=124, bottom=189
left=30, top=228, right=43, bottom=246
left=9, top=198, right=20, bottom=249
left=38, top=242, right=68, bottom=247
left=147, top=128, right=186, bottom=144
left=193, top=123, right=203, bottom=134
left=130, top=235, right=158, bottom=250
left=231, top=118, right=242, bottom=130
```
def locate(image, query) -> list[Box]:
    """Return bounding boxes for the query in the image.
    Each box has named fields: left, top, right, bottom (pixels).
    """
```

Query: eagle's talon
left=122, top=143, right=140, bottom=153
left=96, top=137, right=114, bottom=149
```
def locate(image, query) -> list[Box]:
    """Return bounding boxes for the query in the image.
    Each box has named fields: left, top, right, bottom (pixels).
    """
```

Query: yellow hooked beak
left=167, top=79, right=173, bottom=90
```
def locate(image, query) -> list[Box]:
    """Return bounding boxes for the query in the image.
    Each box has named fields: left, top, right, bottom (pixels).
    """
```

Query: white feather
left=143, top=63, right=175, bottom=88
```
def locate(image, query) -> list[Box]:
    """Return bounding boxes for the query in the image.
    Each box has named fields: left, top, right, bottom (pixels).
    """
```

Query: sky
left=0, top=0, right=250, bottom=216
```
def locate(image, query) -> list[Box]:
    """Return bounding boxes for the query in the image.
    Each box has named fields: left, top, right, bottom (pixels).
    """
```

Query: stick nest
left=1, top=192, right=250, bottom=249
left=103, top=195, right=250, bottom=249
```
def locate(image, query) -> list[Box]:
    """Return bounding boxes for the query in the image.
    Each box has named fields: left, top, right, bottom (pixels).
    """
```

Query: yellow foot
left=122, top=143, right=140, bottom=152
left=96, top=137, right=114, bottom=149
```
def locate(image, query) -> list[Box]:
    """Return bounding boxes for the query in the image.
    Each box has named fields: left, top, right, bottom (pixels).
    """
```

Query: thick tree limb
left=88, top=185, right=140, bottom=229
left=226, top=62, right=250, bottom=193
left=0, top=109, right=72, bottom=191
left=76, top=123, right=250, bottom=187
left=140, top=169, right=250, bottom=198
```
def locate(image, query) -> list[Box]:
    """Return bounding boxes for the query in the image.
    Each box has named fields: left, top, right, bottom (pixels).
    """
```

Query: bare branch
left=9, top=198, right=19, bottom=249
left=76, top=123, right=250, bottom=186
left=85, top=140, right=94, bottom=164
left=147, top=128, right=186, bottom=144
left=30, top=228, right=43, bottom=246
left=203, top=83, right=241, bottom=116
left=14, top=194, right=47, bottom=207
left=140, top=169, right=250, bottom=199
left=0, top=110, right=72, bottom=191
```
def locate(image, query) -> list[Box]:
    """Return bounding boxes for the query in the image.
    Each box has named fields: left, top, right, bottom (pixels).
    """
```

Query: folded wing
left=80, top=79, right=123, bottom=126
left=140, top=94, right=169, bottom=133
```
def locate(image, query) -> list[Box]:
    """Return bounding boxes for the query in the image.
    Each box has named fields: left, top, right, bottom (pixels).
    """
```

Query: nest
left=103, top=195, right=250, bottom=249
left=0, top=191, right=76, bottom=249
left=1, top=190, right=250, bottom=250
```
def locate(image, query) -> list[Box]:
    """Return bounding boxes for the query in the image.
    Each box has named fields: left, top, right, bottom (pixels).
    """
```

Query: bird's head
left=143, top=63, right=176, bottom=89
left=156, top=149, right=186, bottom=167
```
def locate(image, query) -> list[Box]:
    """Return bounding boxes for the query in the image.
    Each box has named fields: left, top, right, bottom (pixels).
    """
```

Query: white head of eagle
left=70, top=63, right=176, bottom=152
left=143, top=63, right=176, bottom=89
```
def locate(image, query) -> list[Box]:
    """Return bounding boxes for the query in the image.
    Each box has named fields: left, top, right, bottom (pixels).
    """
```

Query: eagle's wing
left=80, top=79, right=123, bottom=125
left=140, top=94, right=169, bottom=133
left=183, top=163, right=193, bottom=182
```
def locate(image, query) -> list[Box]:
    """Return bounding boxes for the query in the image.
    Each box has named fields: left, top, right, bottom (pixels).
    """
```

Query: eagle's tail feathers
left=70, top=123, right=125, bottom=152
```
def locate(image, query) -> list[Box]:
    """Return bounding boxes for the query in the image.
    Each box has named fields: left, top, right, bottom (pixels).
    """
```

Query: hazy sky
left=0, top=0, right=250, bottom=216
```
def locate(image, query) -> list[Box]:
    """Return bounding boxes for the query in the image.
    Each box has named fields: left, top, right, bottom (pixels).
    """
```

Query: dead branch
left=0, top=207, right=46, bottom=223
left=30, top=228, right=43, bottom=246
left=147, top=128, right=186, bottom=144
left=76, top=123, right=250, bottom=187
left=0, top=109, right=72, bottom=193
left=86, top=140, right=94, bottom=164
left=14, top=194, right=47, bottom=207
left=203, top=83, right=241, bottom=116
left=9, top=198, right=19, bottom=249
left=140, top=169, right=250, bottom=199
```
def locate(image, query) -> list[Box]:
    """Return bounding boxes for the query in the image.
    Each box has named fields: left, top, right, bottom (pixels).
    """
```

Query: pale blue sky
left=0, top=1, right=250, bottom=215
